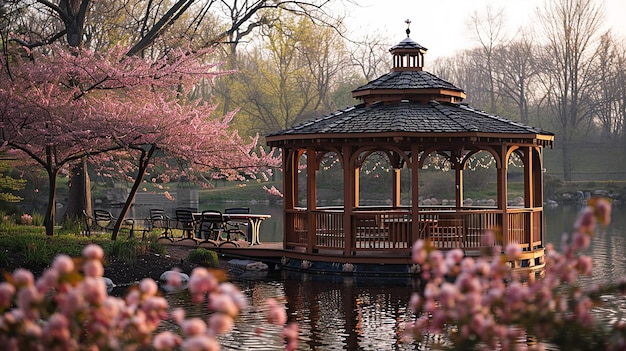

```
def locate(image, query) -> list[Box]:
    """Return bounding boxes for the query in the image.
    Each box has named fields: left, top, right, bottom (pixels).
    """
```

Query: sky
left=339, top=0, right=626, bottom=60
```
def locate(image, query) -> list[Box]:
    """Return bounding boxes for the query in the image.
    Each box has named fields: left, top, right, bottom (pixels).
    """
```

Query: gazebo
left=266, top=26, right=554, bottom=273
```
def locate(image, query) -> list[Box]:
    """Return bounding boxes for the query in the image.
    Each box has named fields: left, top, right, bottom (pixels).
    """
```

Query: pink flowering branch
left=405, top=197, right=626, bottom=350
left=0, top=244, right=296, bottom=351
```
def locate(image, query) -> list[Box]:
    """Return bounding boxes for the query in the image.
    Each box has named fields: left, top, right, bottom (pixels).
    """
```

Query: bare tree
left=591, top=32, right=626, bottom=143
left=347, top=31, right=391, bottom=82
left=467, top=5, right=507, bottom=113
left=536, top=0, right=605, bottom=181
left=492, top=31, right=540, bottom=124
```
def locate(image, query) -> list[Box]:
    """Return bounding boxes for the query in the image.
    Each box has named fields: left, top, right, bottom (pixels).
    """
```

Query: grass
left=0, top=224, right=166, bottom=270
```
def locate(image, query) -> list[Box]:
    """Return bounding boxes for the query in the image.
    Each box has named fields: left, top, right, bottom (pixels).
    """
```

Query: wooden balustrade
left=284, top=207, right=543, bottom=256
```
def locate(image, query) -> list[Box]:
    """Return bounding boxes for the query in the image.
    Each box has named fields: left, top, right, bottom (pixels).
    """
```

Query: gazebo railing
left=284, top=206, right=543, bottom=255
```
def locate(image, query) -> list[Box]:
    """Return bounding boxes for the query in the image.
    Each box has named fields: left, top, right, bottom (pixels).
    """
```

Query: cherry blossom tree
left=0, top=44, right=277, bottom=236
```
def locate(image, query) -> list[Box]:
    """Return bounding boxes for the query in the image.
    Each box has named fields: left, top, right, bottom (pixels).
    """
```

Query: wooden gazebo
left=266, top=27, right=554, bottom=273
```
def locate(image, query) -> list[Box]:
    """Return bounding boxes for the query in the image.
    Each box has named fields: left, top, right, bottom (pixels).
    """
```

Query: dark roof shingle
left=267, top=101, right=553, bottom=137
left=352, top=71, right=463, bottom=93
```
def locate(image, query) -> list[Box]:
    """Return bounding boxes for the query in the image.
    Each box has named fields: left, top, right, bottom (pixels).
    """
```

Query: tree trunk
left=112, top=145, right=156, bottom=240
left=44, top=167, right=59, bottom=236
left=65, top=158, right=92, bottom=222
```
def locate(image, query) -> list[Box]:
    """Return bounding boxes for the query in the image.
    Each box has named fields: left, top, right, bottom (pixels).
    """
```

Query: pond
left=160, top=204, right=626, bottom=350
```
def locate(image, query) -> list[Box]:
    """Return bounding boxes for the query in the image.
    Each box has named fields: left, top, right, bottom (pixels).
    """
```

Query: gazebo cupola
left=352, top=20, right=466, bottom=105
left=390, top=19, right=427, bottom=72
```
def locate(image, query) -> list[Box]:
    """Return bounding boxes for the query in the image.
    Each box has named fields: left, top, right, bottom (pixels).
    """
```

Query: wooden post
left=282, top=149, right=296, bottom=248
left=343, top=145, right=355, bottom=256
left=411, top=144, right=420, bottom=242
left=306, top=147, right=317, bottom=254
left=497, top=145, right=508, bottom=247
left=392, top=168, right=401, bottom=208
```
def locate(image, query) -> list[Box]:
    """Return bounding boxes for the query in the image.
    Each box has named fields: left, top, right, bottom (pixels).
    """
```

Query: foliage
left=0, top=44, right=278, bottom=236
left=405, top=197, right=626, bottom=350
left=187, top=248, right=219, bottom=267
left=0, top=245, right=297, bottom=350
left=222, top=11, right=346, bottom=136
left=0, top=159, right=25, bottom=204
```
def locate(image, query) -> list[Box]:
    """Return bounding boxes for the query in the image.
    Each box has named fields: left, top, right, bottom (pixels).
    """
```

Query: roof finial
left=405, top=19, right=411, bottom=37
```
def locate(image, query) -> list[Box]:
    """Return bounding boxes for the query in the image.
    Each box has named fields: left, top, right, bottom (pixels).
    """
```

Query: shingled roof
left=267, top=100, right=553, bottom=138
left=352, top=70, right=463, bottom=93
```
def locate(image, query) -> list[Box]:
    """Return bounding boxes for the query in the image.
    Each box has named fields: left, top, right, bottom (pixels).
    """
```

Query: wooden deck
left=159, top=205, right=546, bottom=275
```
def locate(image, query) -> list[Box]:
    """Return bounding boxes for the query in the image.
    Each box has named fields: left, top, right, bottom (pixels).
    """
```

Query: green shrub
left=58, top=216, right=82, bottom=235
left=108, top=239, right=139, bottom=263
left=31, top=212, right=44, bottom=226
left=187, top=248, right=218, bottom=267
left=145, top=232, right=167, bottom=256
left=24, top=238, right=52, bottom=268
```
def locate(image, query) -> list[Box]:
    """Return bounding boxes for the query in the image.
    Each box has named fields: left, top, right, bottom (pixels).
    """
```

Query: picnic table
left=193, top=212, right=271, bottom=245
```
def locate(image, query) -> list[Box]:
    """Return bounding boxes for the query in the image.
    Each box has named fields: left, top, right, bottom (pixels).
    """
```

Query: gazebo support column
left=455, top=164, right=463, bottom=208
left=497, top=146, right=508, bottom=246
left=392, top=168, right=401, bottom=207
left=410, top=144, right=420, bottom=240
left=343, top=145, right=356, bottom=256
left=283, top=149, right=297, bottom=248
left=306, top=147, right=317, bottom=254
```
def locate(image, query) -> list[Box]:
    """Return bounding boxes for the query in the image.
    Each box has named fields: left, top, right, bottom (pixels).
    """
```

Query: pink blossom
left=574, top=207, right=596, bottom=234
left=165, top=268, right=183, bottom=288
left=153, top=331, right=183, bottom=350
left=12, top=268, right=34, bottom=287
left=52, top=255, right=75, bottom=275
left=411, top=239, right=427, bottom=264
left=139, top=278, right=158, bottom=296
left=0, top=282, right=16, bottom=308
left=42, top=313, right=71, bottom=346
left=505, top=243, right=522, bottom=260
left=590, top=197, right=611, bottom=226
left=207, top=313, right=235, bottom=335
left=59, top=289, right=84, bottom=317
left=446, top=248, right=464, bottom=265
left=16, top=285, right=42, bottom=318
left=209, top=293, right=240, bottom=317
left=170, top=307, right=186, bottom=324
left=82, top=244, right=104, bottom=260
left=82, top=259, right=104, bottom=278
left=188, top=268, right=218, bottom=302
left=35, top=268, right=59, bottom=293
left=79, top=277, right=107, bottom=305
left=218, top=282, right=248, bottom=311
left=181, top=318, right=207, bottom=336
left=281, top=322, right=299, bottom=351
left=264, top=298, right=287, bottom=325
left=571, top=231, right=591, bottom=251
left=577, top=255, right=593, bottom=276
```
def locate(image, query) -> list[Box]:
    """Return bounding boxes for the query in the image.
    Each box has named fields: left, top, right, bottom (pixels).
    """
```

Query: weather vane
left=405, top=19, right=411, bottom=37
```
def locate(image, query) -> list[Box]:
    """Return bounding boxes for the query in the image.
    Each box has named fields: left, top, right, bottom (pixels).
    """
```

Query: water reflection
left=162, top=205, right=626, bottom=350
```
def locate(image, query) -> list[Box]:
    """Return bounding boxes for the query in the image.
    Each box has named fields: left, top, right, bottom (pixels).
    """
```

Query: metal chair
left=224, top=207, right=250, bottom=242
left=150, top=208, right=173, bottom=241
left=91, top=209, right=134, bottom=237
left=174, top=208, right=197, bottom=243
left=196, top=210, right=226, bottom=245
